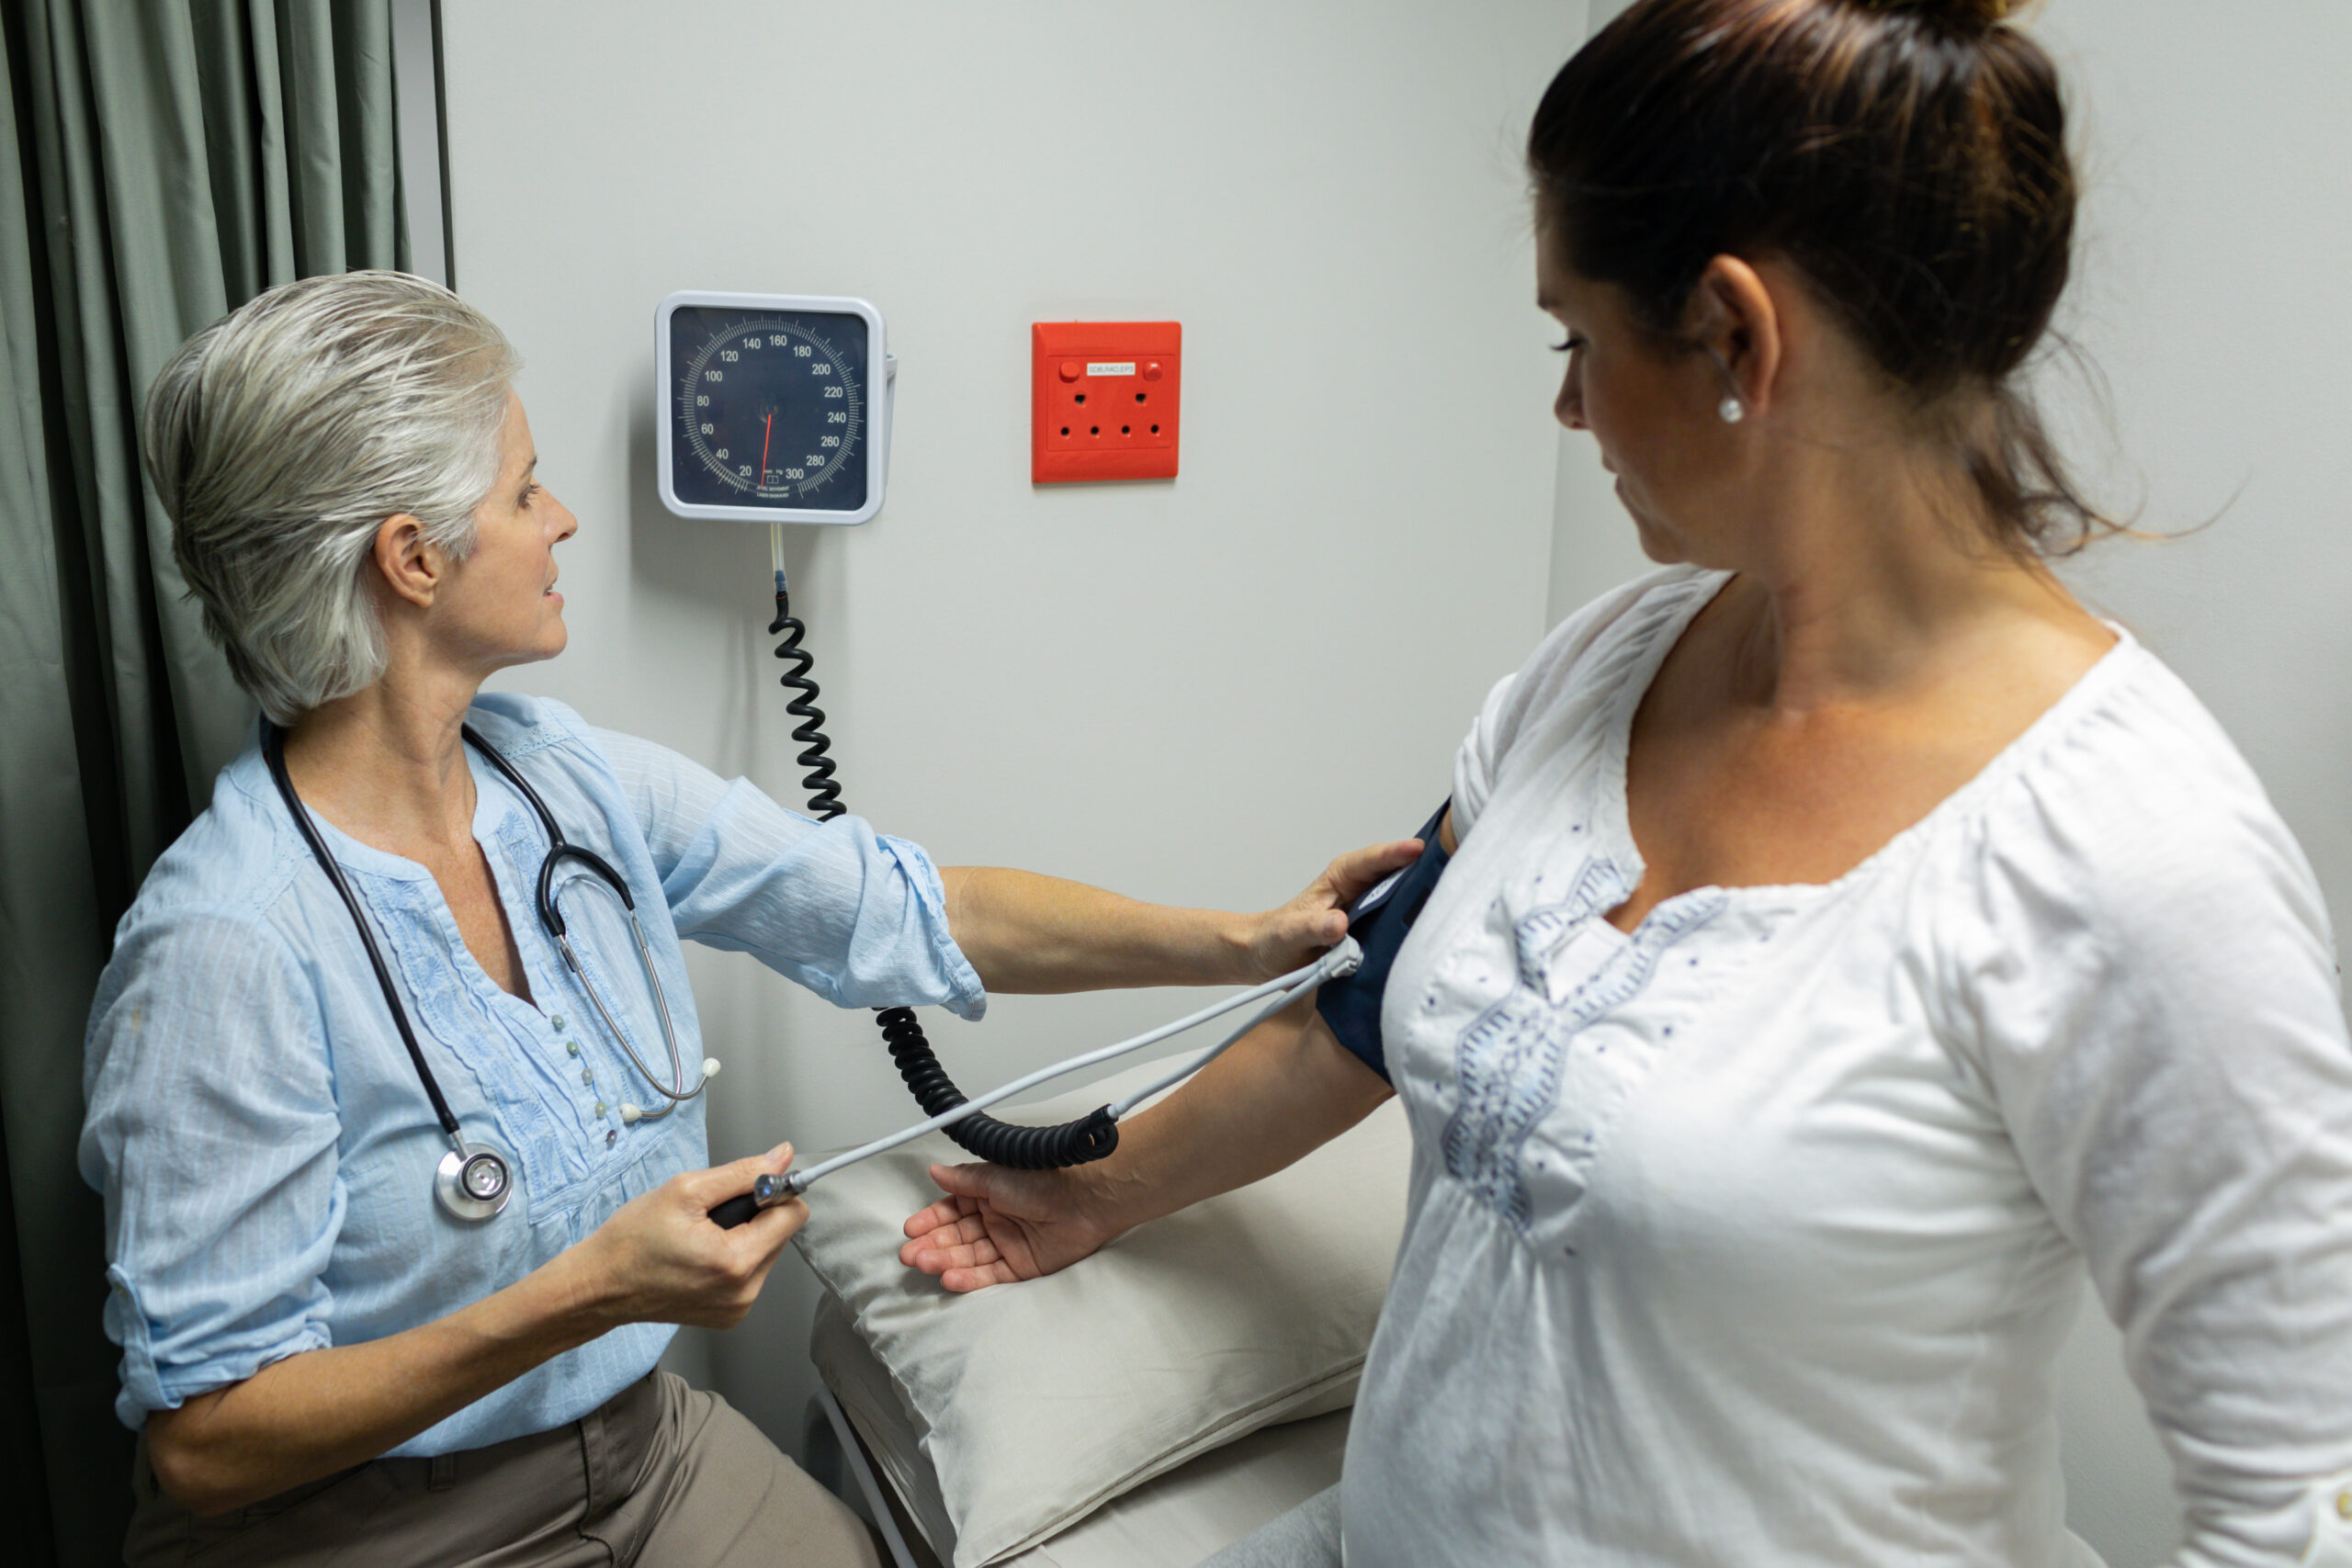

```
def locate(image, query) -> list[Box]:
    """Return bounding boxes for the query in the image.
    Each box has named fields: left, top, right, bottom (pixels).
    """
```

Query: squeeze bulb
left=620, top=1103, right=643, bottom=1124
left=702, top=1057, right=722, bottom=1080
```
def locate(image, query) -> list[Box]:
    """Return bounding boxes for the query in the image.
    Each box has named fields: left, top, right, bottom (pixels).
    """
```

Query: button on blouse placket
left=552, top=1011, right=608, bottom=1127
left=556, top=1015, right=585, bottom=1099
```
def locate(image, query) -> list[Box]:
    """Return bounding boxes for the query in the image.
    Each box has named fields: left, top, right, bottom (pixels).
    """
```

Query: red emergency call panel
left=1032, top=321, right=1181, bottom=484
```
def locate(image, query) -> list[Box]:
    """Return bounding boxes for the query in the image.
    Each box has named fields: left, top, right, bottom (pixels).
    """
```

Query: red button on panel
left=1032, top=321, right=1181, bottom=484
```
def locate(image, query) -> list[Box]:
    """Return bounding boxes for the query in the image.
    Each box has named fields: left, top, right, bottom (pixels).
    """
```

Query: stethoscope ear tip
left=702, top=1057, right=721, bottom=1079
left=620, top=1103, right=643, bottom=1123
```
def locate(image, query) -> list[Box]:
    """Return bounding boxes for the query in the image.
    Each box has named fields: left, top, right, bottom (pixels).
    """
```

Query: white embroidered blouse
left=1340, top=567, right=2352, bottom=1567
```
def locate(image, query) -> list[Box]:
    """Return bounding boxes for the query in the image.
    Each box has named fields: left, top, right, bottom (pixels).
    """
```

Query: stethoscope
left=263, top=722, right=715, bottom=1224
left=263, top=719, right=1364, bottom=1230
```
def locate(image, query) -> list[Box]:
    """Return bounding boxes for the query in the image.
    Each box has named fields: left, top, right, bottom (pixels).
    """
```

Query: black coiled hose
left=767, top=584, right=842, bottom=823
left=769, top=579, right=1120, bottom=1170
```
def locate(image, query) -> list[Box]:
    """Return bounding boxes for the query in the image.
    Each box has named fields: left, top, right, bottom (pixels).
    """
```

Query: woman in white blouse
left=901, top=1, right=2352, bottom=1563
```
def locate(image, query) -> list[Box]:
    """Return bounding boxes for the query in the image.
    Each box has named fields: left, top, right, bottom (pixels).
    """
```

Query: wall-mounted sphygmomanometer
left=657, top=291, right=892, bottom=525
left=656, top=293, right=1359, bottom=1227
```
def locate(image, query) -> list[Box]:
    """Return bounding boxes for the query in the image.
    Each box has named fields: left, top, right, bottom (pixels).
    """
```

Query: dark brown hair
left=1530, top=0, right=2111, bottom=552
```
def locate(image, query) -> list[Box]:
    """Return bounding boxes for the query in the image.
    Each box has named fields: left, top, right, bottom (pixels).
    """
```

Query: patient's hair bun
left=1853, top=0, right=2025, bottom=26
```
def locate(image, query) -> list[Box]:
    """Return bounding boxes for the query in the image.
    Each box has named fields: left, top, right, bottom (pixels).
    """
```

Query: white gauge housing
left=656, top=290, right=893, bottom=525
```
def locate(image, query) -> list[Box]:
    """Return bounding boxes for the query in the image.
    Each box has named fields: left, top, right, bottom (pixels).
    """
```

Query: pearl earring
left=1718, top=395, right=1745, bottom=424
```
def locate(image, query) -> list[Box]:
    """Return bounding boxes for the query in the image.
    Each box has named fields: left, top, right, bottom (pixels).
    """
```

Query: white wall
left=441, top=0, right=1579, bottom=1465
left=443, top=3, right=2341, bottom=1555
left=1544, top=4, right=2352, bottom=1563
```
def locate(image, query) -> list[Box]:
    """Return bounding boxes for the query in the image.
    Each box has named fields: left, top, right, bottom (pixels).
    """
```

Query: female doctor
left=902, top=1, right=2352, bottom=1564
left=80, top=270, right=1412, bottom=1567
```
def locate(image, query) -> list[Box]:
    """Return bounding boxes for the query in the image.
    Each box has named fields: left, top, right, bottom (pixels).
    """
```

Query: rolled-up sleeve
left=80, top=913, right=344, bottom=1427
left=586, top=727, right=985, bottom=1021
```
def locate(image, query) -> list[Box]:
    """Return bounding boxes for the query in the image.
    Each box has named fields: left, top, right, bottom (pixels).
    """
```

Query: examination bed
left=789, top=1059, right=1409, bottom=1568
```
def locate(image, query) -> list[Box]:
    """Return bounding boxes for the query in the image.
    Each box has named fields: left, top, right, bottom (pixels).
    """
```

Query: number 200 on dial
left=656, top=293, right=888, bottom=525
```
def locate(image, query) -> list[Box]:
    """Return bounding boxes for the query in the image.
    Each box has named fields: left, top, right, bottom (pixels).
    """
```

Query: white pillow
left=791, top=1057, right=1409, bottom=1568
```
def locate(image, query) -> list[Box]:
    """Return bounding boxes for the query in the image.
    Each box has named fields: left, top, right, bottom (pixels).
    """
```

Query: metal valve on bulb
left=619, top=1057, right=721, bottom=1124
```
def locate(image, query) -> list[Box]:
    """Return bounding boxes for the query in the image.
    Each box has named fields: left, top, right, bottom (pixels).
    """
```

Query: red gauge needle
left=761, top=411, right=774, bottom=478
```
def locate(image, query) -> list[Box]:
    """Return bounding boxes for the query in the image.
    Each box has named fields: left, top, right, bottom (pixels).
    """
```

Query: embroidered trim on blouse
left=1441, top=856, right=1725, bottom=1234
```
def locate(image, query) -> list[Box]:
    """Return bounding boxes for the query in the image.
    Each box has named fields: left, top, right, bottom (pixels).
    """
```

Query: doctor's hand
left=1242, top=837, right=1424, bottom=982
left=575, top=1144, right=807, bottom=1329
left=899, top=1161, right=1125, bottom=1292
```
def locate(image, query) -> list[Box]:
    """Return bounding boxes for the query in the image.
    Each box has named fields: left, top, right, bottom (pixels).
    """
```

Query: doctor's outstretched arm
left=934, top=834, right=1419, bottom=997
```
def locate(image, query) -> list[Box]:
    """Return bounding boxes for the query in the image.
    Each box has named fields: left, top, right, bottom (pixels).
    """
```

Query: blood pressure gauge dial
left=656, top=291, right=893, bottom=524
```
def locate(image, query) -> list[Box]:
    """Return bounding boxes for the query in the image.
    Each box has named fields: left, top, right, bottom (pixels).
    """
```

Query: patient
left=902, top=2, right=2352, bottom=1564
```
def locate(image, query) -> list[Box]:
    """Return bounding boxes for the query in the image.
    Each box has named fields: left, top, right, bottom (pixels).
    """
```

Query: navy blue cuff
left=1315, top=803, right=1452, bottom=1085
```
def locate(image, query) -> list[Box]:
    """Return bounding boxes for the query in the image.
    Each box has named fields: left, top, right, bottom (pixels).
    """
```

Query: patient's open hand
left=899, top=1162, right=1124, bottom=1292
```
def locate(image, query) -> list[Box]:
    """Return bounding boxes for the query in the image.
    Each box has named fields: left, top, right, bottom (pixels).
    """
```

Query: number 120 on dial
left=656, top=291, right=890, bottom=525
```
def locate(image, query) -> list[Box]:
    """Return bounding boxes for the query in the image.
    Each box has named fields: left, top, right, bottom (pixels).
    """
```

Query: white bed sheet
left=811, top=1290, right=1348, bottom=1568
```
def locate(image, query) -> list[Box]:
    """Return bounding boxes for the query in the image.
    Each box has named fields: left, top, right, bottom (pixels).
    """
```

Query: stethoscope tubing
left=763, top=936, right=1362, bottom=1200
left=263, top=725, right=469, bottom=1147
left=467, top=732, right=705, bottom=1118
left=263, top=721, right=704, bottom=1224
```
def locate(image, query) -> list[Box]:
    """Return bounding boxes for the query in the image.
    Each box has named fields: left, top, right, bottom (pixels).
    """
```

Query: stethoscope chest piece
left=435, top=1138, right=517, bottom=1223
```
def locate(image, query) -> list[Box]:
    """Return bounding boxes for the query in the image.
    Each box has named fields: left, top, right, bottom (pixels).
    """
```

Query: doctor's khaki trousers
left=121, top=1370, right=880, bottom=1567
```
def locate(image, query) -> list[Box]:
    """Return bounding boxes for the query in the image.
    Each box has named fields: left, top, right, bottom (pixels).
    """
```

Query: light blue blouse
left=78, top=693, right=984, bottom=1455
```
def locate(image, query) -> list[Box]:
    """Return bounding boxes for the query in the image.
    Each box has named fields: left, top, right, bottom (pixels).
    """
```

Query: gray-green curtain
left=0, top=3, right=407, bottom=1562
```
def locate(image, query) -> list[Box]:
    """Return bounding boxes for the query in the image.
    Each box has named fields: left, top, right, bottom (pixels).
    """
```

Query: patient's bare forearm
left=1087, top=998, right=1393, bottom=1235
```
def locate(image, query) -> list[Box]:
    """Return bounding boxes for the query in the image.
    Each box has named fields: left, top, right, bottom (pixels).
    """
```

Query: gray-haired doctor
left=81, top=270, right=1416, bottom=1568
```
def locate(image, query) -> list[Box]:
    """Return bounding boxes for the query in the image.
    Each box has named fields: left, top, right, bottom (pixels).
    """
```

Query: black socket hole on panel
left=1090, top=425, right=1100, bottom=435
left=1122, top=425, right=1131, bottom=434
left=1136, top=392, right=1146, bottom=402
left=1075, top=393, right=1086, bottom=404
left=1060, top=426, right=1069, bottom=436
left=1150, top=423, right=1160, bottom=434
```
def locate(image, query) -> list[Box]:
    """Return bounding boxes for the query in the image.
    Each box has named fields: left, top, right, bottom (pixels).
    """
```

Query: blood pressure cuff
left=1315, top=801, right=1452, bottom=1085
